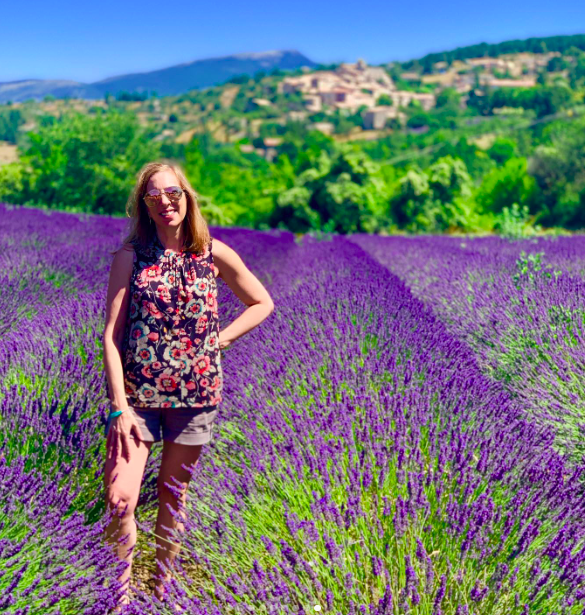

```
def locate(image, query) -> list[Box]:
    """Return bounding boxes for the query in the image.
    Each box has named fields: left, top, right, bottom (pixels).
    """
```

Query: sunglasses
left=143, top=186, right=184, bottom=207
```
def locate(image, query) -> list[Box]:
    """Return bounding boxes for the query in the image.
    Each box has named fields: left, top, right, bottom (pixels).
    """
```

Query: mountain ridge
left=0, top=49, right=316, bottom=103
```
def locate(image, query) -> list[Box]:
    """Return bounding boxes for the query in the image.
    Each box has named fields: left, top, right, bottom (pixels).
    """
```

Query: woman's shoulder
left=109, top=242, right=136, bottom=282
left=209, top=238, right=245, bottom=280
left=123, top=237, right=154, bottom=259
left=210, top=237, right=232, bottom=257
left=120, top=241, right=138, bottom=261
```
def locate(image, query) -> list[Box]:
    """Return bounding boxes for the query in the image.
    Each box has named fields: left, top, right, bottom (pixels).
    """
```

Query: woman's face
left=145, top=169, right=188, bottom=231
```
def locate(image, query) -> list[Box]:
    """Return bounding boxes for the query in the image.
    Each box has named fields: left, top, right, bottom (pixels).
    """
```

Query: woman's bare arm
left=212, top=238, right=275, bottom=348
left=102, top=244, right=134, bottom=410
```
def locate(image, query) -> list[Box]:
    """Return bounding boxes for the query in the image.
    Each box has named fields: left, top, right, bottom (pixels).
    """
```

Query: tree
left=467, top=85, right=572, bottom=117
left=475, top=157, right=537, bottom=214
left=0, top=108, right=24, bottom=143
left=116, top=90, right=148, bottom=102
left=226, top=74, right=250, bottom=85
left=528, top=120, right=585, bottom=227
left=547, top=56, right=568, bottom=72
left=9, top=110, right=161, bottom=213
left=184, top=134, right=277, bottom=228
left=377, top=94, right=393, bottom=106
left=435, top=87, right=460, bottom=109
left=407, top=112, right=438, bottom=129
left=270, top=145, right=392, bottom=233
left=390, top=156, right=478, bottom=232
left=487, top=138, right=517, bottom=165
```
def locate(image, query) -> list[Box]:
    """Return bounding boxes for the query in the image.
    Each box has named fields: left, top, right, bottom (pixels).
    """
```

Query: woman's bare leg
left=153, top=440, right=203, bottom=600
left=103, top=436, right=154, bottom=607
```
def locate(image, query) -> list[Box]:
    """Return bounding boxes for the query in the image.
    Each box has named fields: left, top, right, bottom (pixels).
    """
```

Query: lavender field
left=4, top=202, right=585, bottom=615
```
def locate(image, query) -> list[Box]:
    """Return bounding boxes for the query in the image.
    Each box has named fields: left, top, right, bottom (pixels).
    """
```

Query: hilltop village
left=275, top=52, right=560, bottom=131
left=278, top=60, right=434, bottom=131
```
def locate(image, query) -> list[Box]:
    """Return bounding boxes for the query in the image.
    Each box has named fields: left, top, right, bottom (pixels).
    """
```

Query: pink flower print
left=208, top=375, right=222, bottom=391
left=164, top=270, right=178, bottom=286
left=204, top=333, right=218, bottom=352
left=156, top=285, right=171, bottom=303
left=147, top=332, right=159, bottom=342
left=130, top=321, right=150, bottom=342
left=155, top=372, right=180, bottom=392
left=185, top=380, right=197, bottom=390
left=194, top=278, right=209, bottom=296
left=141, top=365, right=153, bottom=379
left=185, top=298, right=205, bottom=319
left=138, top=347, right=154, bottom=362
left=193, top=355, right=211, bottom=375
left=151, top=361, right=163, bottom=370
left=146, top=301, right=164, bottom=319
left=138, top=264, right=162, bottom=287
left=141, top=385, right=157, bottom=399
left=208, top=392, right=222, bottom=404
left=180, top=336, right=194, bottom=354
left=195, top=315, right=209, bottom=334
left=206, top=291, right=217, bottom=312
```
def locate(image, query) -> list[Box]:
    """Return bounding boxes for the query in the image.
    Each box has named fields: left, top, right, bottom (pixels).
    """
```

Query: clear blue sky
left=4, top=0, right=585, bottom=83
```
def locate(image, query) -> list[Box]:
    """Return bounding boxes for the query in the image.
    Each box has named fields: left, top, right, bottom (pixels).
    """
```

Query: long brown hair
left=116, top=159, right=211, bottom=255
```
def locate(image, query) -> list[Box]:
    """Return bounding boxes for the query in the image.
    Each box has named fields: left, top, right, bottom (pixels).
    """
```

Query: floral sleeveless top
left=122, top=233, right=223, bottom=408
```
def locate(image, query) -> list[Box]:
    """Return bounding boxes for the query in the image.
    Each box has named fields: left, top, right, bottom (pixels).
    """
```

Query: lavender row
left=350, top=234, right=585, bottom=464
left=0, top=205, right=147, bottom=612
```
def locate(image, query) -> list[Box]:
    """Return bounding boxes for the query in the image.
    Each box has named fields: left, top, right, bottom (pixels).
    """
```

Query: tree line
left=1, top=105, right=584, bottom=233
left=403, top=34, right=585, bottom=74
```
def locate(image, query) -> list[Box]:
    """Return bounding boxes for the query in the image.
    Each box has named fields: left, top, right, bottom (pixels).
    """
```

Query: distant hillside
left=0, top=50, right=316, bottom=103
left=91, top=50, right=316, bottom=98
left=0, top=79, right=102, bottom=104
left=403, top=33, right=585, bottom=72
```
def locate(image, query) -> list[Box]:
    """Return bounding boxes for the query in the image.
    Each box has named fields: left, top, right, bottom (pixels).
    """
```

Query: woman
left=101, top=160, right=274, bottom=611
